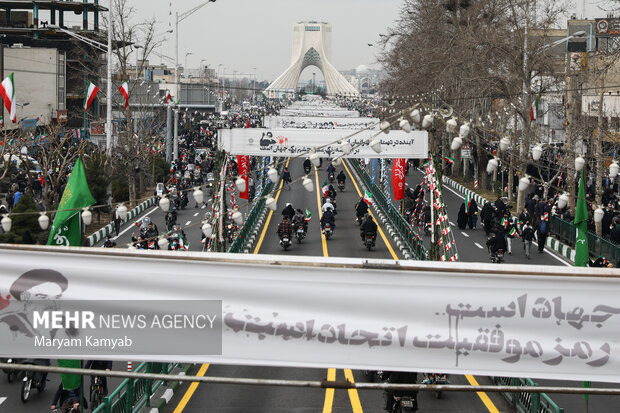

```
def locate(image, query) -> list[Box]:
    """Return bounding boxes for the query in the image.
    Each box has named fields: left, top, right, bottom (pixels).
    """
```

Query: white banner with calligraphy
left=279, top=109, right=360, bottom=117
left=1, top=246, right=619, bottom=382
left=264, top=116, right=380, bottom=130
left=218, top=128, right=429, bottom=159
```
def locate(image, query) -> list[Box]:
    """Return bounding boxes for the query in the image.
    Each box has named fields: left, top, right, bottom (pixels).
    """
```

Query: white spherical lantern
left=450, top=136, right=463, bottom=151
left=235, top=177, right=246, bottom=193
left=339, top=140, right=351, bottom=155
left=486, top=158, right=499, bottom=174
left=370, top=138, right=382, bottom=154
left=446, top=117, right=458, bottom=134
left=558, top=193, right=569, bottom=210
left=159, top=196, right=170, bottom=212
left=265, top=197, right=277, bottom=211
left=192, top=188, right=204, bottom=205
left=422, top=114, right=434, bottom=129
left=532, top=145, right=543, bottom=161
left=518, top=176, right=530, bottom=192
left=399, top=119, right=412, bottom=133
left=309, top=152, right=321, bottom=167
left=499, top=137, right=511, bottom=151
left=380, top=120, right=391, bottom=134
left=81, top=208, right=92, bottom=226
left=410, top=109, right=421, bottom=124
left=302, top=177, right=314, bottom=192
left=1, top=215, right=11, bottom=232
left=158, top=236, right=169, bottom=250
left=267, top=167, right=279, bottom=183
left=575, top=156, right=586, bottom=172
left=459, top=123, right=470, bottom=138
left=201, top=222, right=213, bottom=238
left=117, top=204, right=128, bottom=220
left=232, top=210, right=243, bottom=225
left=332, top=157, right=341, bottom=167
left=38, top=212, right=49, bottom=231
left=594, top=207, right=604, bottom=223
left=609, top=161, right=619, bottom=178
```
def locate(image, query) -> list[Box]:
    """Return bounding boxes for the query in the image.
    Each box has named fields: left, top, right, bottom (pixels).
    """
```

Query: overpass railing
left=492, top=377, right=564, bottom=413
left=349, top=159, right=427, bottom=260
left=92, top=362, right=179, bottom=413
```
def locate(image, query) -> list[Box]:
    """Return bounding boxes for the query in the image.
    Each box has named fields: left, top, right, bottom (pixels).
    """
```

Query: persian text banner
left=0, top=247, right=619, bottom=383
left=218, top=128, right=429, bottom=159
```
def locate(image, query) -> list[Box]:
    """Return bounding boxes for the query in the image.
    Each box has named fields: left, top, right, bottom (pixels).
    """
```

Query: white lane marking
left=474, top=243, right=484, bottom=249
left=0, top=397, right=6, bottom=405
left=185, top=221, right=191, bottom=226
left=113, top=206, right=158, bottom=241
left=449, top=221, right=455, bottom=226
left=442, top=184, right=572, bottom=267
left=461, top=232, right=469, bottom=238
left=193, top=212, right=199, bottom=217
left=201, top=205, right=206, bottom=209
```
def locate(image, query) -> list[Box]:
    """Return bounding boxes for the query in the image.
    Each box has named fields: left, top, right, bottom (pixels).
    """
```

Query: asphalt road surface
left=160, top=158, right=512, bottom=413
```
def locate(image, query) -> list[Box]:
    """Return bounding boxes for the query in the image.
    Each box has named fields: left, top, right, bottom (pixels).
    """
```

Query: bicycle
left=89, top=376, right=105, bottom=410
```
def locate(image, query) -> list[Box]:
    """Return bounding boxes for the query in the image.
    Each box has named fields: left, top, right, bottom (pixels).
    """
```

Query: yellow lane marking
left=253, top=158, right=290, bottom=254
left=341, top=159, right=398, bottom=260
left=466, top=375, right=501, bottom=413
left=322, top=368, right=337, bottom=413
left=344, top=159, right=499, bottom=413
left=314, top=167, right=329, bottom=257
left=172, top=363, right=210, bottom=413
left=343, top=369, right=364, bottom=413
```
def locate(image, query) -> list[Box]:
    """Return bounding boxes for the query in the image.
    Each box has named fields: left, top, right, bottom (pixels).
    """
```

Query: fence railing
left=349, top=160, right=427, bottom=260
left=492, top=377, right=564, bottom=413
left=92, top=362, right=178, bottom=413
left=550, top=215, right=620, bottom=265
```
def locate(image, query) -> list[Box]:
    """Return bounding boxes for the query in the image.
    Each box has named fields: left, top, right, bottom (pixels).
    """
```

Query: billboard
left=595, top=18, right=620, bottom=37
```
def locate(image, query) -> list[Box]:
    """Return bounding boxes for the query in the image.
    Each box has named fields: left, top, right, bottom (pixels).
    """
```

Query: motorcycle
left=364, top=370, right=390, bottom=382
left=323, top=223, right=333, bottom=240
left=226, top=223, right=239, bottom=244
left=303, top=165, right=311, bottom=175
left=337, top=180, right=345, bottom=192
left=364, top=233, right=376, bottom=251
left=1, top=358, right=24, bottom=383
left=295, top=224, right=306, bottom=244
left=491, top=249, right=505, bottom=263
left=280, top=235, right=291, bottom=251
left=422, top=373, right=449, bottom=399
left=20, top=359, right=48, bottom=403
left=328, top=171, right=335, bottom=183
left=179, top=191, right=188, bottom=209
left=165, top=211, right=177, bottom=231
left=391, top=396, right=417, bottom=413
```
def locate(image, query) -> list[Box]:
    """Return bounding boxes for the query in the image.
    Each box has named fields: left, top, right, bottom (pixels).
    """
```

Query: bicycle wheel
left=21, top=377, right=32, bottom=403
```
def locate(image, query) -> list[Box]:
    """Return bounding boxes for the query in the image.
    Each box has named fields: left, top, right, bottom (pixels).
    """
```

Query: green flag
left=47, top=157, right=96, bottom=246
left=464, top=193, right=470, bottom=214
left=573, top=169, right=589, bottom=267
left=57, top=359, right=81, bottom=390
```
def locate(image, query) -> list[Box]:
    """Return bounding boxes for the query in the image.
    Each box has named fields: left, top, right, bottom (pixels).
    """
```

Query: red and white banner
left=119, top=82, right=129, bottom=109
left=392, top=158, right=406, bottom=201
left=237, top=155, right=249, bottom=200
left=0, top=246, right=619, bottom=383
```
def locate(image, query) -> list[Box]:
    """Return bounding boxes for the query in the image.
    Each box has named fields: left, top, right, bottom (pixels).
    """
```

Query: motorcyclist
left=322, top=198, right=335, bottom=214
left=303, top=158, right=312, bottom=174
left=327, top=164, right=336, bottom=180
left=326, top=184, right=337, bottom=201
left=165, top=209, right=178, bottom=230
left=292, top=208, right=308, bottom=233
left=103, top=236, right=116, bottom=248
left=144, top=222, right=159, bottom=240
left=486, top=228, right=507, bottom=258
left=277, top=215, right=293, bottom=240
left=282, top=167, right=292, bottom=189
left=383, top=371, right=418, bottom=412
left=360, top=214, right=378, bottom=243
left=321, top=207, right=336, bottom=232
left=337, top=170, right=346, bottom=184
left=282, top=203, right=295, bottom=220
left=355, top=197, right=369, bottom=222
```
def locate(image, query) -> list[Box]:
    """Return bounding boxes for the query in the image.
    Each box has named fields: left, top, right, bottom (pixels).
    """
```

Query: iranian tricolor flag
left=83, top=82, right=99, bottom=111
left=0, top=73, right=16, bottom=123
left=119, top=82, right=129, bottom=109
left=322, top=184, right=330, bottom=198
left=363, top=190, right=373, bottom=205
left=164, top=92, right=172, bottom=104
left=530, top=97, right=539, bottom=121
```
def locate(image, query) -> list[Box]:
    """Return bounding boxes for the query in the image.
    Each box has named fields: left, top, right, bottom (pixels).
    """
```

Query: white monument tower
left=265, top=21, right=360, bottom=97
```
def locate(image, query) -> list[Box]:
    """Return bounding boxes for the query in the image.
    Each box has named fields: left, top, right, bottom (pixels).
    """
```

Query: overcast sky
left=62, top=0, right=611, bottom=83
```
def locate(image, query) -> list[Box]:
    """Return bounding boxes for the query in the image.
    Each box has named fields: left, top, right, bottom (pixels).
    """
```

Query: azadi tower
left=265, top=22, right=360, bottom=97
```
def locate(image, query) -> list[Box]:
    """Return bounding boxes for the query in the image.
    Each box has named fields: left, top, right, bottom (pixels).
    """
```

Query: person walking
left=522, top=221, right=535, bottom=259
left=113, top=207, right=122, bottom=237
left=536, top=216, right=549, bottom=254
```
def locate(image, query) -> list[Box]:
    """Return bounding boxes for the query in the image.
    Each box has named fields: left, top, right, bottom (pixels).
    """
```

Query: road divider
left=87, top=197, right=156, bottom=246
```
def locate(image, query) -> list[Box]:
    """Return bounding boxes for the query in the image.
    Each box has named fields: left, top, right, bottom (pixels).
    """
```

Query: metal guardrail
left=550, top=215, right=620, bottom=265
left=92, top=362, right=177, bottom=413
left=350, top=160, right=428, bottom=260
left=492, top=377, right=564, bottom=413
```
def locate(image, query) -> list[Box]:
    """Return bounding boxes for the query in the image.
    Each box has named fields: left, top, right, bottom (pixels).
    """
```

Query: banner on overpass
left=279, top=109, right=360, bottom=117
left=264, top=116, right=380, bottom=130
left=0, top=247, right=619, bottom=383
left=218, top=128, right=429, bottom=159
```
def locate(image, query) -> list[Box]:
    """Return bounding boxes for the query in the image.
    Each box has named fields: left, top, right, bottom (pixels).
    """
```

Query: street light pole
left=106, top=2, right=112, bottom=153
